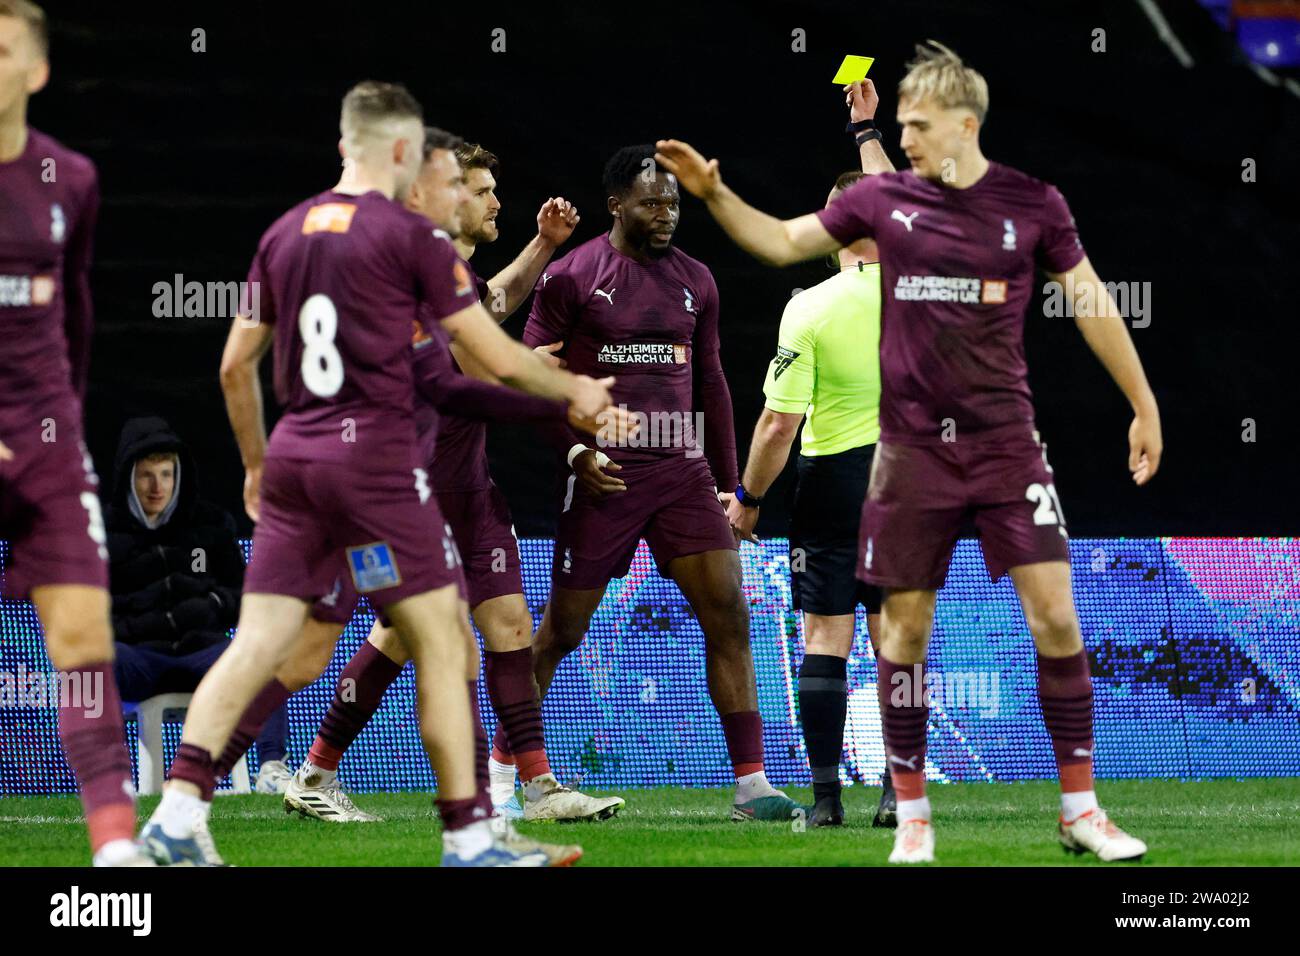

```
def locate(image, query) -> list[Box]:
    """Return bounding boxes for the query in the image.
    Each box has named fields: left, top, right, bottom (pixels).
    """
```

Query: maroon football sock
left=57, top=661, right=135, bottom=851
left=876, top=652, right=929, bottom=802
left=719, top=710, right=765, bottom=778
left=484, top=648, right=549, bottom=781
left=308, top=641, right=402, bottom=771
left=468, top=681, right=490, bottom=798
left=437, top=792, right=493, bottom=833
left=1037, top=649, right=1096, bottom=793
left=212, top=679, right=291, bottom=781
left=169, top=742, right=216, bottom=802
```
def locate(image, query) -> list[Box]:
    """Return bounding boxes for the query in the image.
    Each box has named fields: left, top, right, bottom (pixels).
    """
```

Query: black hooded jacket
left=106, top=417, right=244, bottom=649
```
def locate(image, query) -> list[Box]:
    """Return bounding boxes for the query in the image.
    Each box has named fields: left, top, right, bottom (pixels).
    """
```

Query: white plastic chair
left=125, top=692, right=251, bottom=796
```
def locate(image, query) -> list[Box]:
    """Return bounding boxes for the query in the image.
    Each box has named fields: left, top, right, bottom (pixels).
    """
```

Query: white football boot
left=888, top=818, right=936, bottom=864
left=284, top=771, right=382, bottom=823
left=1059, top=808, right=1147, bottom=861
left=491, top=818, right=583, bottom=866
left=522, top=773, right=625, bottom=822
left=254, top=759, right=293, bottom=794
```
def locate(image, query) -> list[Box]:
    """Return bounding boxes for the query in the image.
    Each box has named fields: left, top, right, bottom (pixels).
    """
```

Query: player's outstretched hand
left=845, top=77, right=880, bottom=121
left=654, top=140, right=721, bottom=200
left=534, top=341, right=566, bottom=368
left=573, top=448, right=626, bottom=497
left=720, top=492, right=760, bottom=544
left=0, top=439, right=13, bottom=462
left=1128, top=409, right=1162, bottom=486
left=538, top=198, right=580, bottom=246
left=569, top=401, right=639, bottom=442
left=568, top=373, right=613, bottom=421
left=243, top=464, right=263, bottom=522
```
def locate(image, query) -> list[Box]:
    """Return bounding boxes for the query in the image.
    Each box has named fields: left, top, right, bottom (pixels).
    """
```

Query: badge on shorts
left=346, top=541, right=402, bottom=593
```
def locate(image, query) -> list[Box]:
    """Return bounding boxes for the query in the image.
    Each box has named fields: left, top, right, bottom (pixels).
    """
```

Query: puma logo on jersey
left=594, top=288, right=615, bottom=305
left=771, top=346, right=799, bottom=380
left=540, top=272, right=552, bottom=286
left=891, top=209, right=919, bottom=231
left=888, top=754, right=919, bottom=770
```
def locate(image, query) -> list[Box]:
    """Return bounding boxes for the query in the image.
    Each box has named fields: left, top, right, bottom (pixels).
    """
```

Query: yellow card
left=832, top=55, right=874, bottom=85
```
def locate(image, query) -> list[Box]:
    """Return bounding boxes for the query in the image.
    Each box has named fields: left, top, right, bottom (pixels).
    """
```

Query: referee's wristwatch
left=734, top=482, right=764, bottom=508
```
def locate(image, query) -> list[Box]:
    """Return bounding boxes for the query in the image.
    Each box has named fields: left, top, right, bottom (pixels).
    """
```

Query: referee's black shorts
left=789, top=442, right=882, bottom=616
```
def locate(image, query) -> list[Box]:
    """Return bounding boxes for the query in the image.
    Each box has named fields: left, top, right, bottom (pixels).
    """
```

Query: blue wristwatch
left=735, top=482, right=764, bottom=508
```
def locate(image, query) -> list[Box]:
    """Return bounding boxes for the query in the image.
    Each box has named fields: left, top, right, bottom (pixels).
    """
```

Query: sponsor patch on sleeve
left=302, top=203, right=358, bottom=235
left=772, top=346, right=800, bottom=379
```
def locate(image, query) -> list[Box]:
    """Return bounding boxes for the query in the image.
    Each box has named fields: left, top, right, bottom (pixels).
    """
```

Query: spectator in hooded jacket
left=106, top=416, right=292, bottom=793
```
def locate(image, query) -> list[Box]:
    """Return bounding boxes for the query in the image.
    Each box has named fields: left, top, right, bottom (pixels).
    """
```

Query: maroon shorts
left=439, top=483, right=522, bottom=609
left=858, top=426, right=1070, bottom=590
left=308, top=571, right=364, bottom=627
left=246, top=456, right=465, bottom=611
left=0, top=430, right=108, bottom=599
left=553, top=454, right=736, bottom=590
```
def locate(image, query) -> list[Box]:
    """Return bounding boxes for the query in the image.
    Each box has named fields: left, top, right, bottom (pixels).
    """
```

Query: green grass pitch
left=1, top=779, right=1295, bottom=866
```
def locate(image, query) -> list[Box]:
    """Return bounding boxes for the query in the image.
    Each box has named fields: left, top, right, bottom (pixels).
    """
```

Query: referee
left=723, top=169, right=894, bottom=829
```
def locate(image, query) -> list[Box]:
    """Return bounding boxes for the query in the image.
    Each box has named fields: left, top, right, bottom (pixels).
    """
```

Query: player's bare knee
left=368, top=624, right=407, bottom=662
left=1025, top=598, right=1082, bottom=653
left=550, top=616, right=587, bottom=653
left=45, top=619, right=114, bottom=669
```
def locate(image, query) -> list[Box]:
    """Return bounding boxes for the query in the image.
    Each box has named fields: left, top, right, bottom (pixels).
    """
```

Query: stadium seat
left=123, top=694, right=251, bottom=796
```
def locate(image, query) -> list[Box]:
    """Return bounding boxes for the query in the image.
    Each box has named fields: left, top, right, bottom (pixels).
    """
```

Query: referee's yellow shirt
left=761, top=264, right=882, bottom=456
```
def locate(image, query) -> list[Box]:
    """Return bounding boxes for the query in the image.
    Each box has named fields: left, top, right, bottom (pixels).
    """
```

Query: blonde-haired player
left=658, top=41, right=1160, bottom=864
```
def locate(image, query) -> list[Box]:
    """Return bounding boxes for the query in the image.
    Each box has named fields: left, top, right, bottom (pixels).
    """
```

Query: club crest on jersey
left=50, top=203, right=66, bottom=243
left=683, top=286, right=696, bottom=313
left=1002, top=219, right=1017, bottom=251
left=772, top=346, right=800, bottom=379
left=346, top=541, right=402, bottom=593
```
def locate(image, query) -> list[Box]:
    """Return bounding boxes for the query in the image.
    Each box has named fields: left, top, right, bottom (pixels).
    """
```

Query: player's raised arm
left=484, top=198, right=580, bottom=321
left=218, top=312, right=275, bottom=521
left=654, top=139, right=840, bottom=267
left=1049, top=255, right=1162, bottom=485
left=844, top=78, right=897, bottom=176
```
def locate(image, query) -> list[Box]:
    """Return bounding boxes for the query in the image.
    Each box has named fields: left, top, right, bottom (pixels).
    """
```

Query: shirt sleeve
left=240, top=241, right=275, bottom=326
left=413, top=227, right=478, bottom=322
left=62, top=169, right=99, bottom=399
left=1036, top=184, right=1087, bottom=274
left=814, top=175, right=880, bottom=246
left=761, top=293, right=817, bottom=416
left=522, top=265, right=578, bottom=349
left=691, top=271, right=739, bottom=490
left=413, top=330, right=566, bottom=424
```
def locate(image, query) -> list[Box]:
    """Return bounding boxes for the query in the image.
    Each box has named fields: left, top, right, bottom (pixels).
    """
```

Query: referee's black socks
left=798, top=654, right=848, bottom=802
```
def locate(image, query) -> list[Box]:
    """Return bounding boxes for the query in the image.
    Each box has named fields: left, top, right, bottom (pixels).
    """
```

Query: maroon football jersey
left=0, top=128, right=99, bottom=439
left=816, top=163, right=1086, bottom=444
left=244, top=190, right=475, bottom=469
left=523, top=234, right=732, bottom=476
left=427, top=259, right=493, bottom=492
